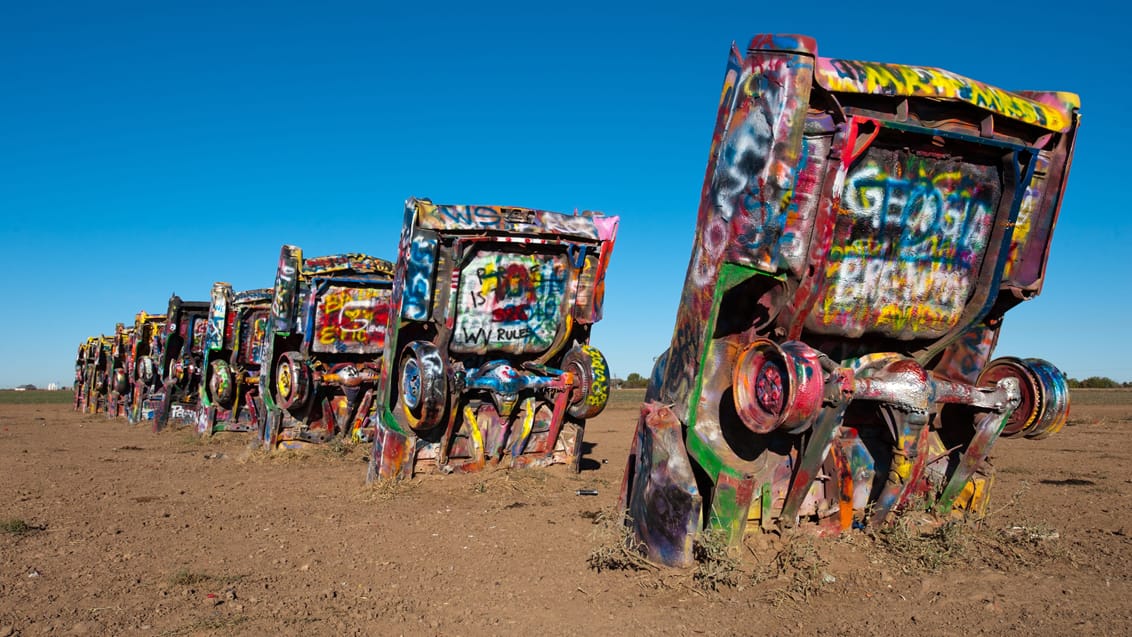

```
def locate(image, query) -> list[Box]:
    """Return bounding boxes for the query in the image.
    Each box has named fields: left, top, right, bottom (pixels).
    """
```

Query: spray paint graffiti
left=206, top=286, right=228, bottom=351
left=147, top=295, right=212, bottom=432
left=124, top=312, right=166, bottom=424
left=816, top=58, right=1071, bottom=132
left=195, top=286, right=274, bottom=436
left=402, top=233, right=437, bottom=321
left=815, top=149, right=1000, bottom=339
left=583, top=346, right=609, bottom=408
left=420, top=202, right=605, bottom=240
left=816, top=148, right=1001, bottom=337
left=313, top=286, right=392, bottom=354
left=271, top=246, right=301, bottom=331
left=260, top=245, right=396, bottom=448
left=369, top=198, right=619, bottom=480
left=453, top=252, right=569, bottom=354
left=621, top=33, right=1080, bottom=567
left=240, top=313, right=268, bottom=366
left=1002, top=152, right=1054, bottom=283
left=189, top=317, right=208, bottom=354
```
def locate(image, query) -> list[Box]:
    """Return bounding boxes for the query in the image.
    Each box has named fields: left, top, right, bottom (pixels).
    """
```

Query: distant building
left=47, top=383, right=59, bottom=391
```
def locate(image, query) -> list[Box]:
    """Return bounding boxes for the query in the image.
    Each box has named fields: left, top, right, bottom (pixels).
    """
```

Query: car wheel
left=275, top=352, right=310, bottom=410
left=208, top=360, right=236, bottom=408
left=563, top=345, right=610, bottom=419
left=397, top=341, right=447, bottom=430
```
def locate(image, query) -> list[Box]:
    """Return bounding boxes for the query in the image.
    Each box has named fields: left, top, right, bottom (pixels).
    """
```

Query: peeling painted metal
left=150, top=295, right=212, bottom=432
left=619, top=33, right=1080, bottom=566
left=258, top=245, right=396, bottom=449
left=367, top=197, right=619, bottom=480
left=126, top=311, right=167, bottom=424
left=197, top=283, right=273, bottom=436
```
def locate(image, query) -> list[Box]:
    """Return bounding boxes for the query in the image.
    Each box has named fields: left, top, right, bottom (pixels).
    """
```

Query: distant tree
left=17, top=384, right=37, bottom=391
left=1078, top=376, right=1120, bottom=389
left=623, top=373, right=648, bottom=389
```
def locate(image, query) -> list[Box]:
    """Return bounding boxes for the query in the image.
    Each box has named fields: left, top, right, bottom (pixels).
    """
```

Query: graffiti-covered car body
left=82, top=335, right=112, bottom=414
left=368, top=198, right=619, bottom=480
left=197, top=283, right=273, bottom=436
left=620, top=34, right=1080, bottom=566
left=259, top=246, right=396, bottom=449
left=74, top=336, right=100, bottom=412
left=126, top=311, right=167, bottom=424
left=150, top=295, right=211, bottom=431
left=74, top=338, right=90, bottom=410
left=106, top=322, right=135, bottom=418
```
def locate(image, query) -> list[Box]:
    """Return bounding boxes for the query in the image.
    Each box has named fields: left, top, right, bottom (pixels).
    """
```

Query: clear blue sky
left=2, top=1, right=1129, bottom=388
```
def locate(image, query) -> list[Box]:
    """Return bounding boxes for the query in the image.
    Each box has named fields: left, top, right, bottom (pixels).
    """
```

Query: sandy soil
left=2, top=392, right=1131, bottom=636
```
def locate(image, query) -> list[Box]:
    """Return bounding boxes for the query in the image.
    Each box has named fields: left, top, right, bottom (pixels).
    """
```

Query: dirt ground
left=2, top=390, right=1131, bottom=636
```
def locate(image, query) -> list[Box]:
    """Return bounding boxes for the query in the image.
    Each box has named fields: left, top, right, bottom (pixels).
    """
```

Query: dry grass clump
left=873, top=517, right=968, bottom=573
left=964, top=519, right=1071, bottom=570
left=692, top=527, right=740, bottom=590
left=358, top=477, right=420, bottom=502
left=1, top=518, right=43, bottom=535
left=167, top=568, right=217, bottom=587
left=320, top=437, right=371, bottom=461
left=166, top=568, right=245, bottom=588
left=750, top=534, right=833, bottom=605
left=587, top=509, right=657, bottom=573
left=586, top=512, right=752, bottom=594
left=473, top=468, right=549, bottom=494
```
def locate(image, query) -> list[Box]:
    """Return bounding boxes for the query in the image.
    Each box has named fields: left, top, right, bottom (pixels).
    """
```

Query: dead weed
left=873, top=517, right=968, bottom=573
left=1, top=518, right=43, bottom=535
left=751, top=534, right=832, bottom=605
left=966, top=519, right=1072, bottom=570
left=167, top=569, right=215, bottom=587
left=692, top=527, right=740, bottom=590
left=471, top=469, right=549, bottom=498
left=166, top=568, right=245, bottom=588
left=358, top=477, right=420, bottom=502
left=320, top=437, right=367, bottom=460
left=586, top=509, right=657, bottom=573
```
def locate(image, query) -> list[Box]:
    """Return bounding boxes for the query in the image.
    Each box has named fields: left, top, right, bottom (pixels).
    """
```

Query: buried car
left=74, top=336, right=101, bottom=412
left=619, top=34, right=1080, bottom=566
left=82, top=335, right=112, bottom=414
left=105, top=322, right=135, bottom=418
left=126, top=310, right=168, bottom=424
left=150, top=295, right=211, bottom=431
left=368, top=198, right=619, bottom=479
left=259, top=246, right=396, bottom=449
left=197, top=283, right=273, bottom=436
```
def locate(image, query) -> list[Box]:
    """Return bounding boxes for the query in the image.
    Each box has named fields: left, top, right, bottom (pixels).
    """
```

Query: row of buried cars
left=75, top=197, right=619, bottom=477
left=73, top=35, right=1081, bottom=567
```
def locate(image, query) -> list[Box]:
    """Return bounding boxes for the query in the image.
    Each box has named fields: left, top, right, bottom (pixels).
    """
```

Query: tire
left=275, top=352, right=310, bottom=410
left=113, top=369, right=129, bottom=395
left=138, top=357, right=156, bottom=384
left=978, top=357, right=1069, bottom=440
left=208, top=359, right=236, bottom=408
left=397, top=341, right=447, bottom=431
left=562, top=345, right=609, bottom=419
left=731, top=339, right=824, bottom=434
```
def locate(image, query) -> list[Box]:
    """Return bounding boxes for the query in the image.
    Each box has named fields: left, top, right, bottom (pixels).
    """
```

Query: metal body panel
left=147, top=295, right=211, bottom=432
left=621, top=34, right=1079, bottom=566
left=197, top=284, right=273, bottom=435
left=368, top=198, right=619, bottom=479
left=259, top=246, right=395, bottom=449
